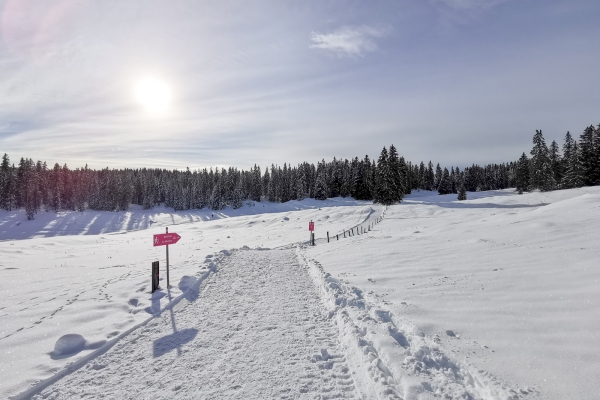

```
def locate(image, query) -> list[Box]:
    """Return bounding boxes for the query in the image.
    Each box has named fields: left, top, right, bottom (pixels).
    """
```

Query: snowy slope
left=0, top=198, right=378, bottom=399
left=309, top=187, right=600, bottom=400
left=1, top=188, right=599, bottom=399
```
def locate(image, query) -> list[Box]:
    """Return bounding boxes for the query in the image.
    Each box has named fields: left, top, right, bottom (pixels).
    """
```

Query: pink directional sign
left=309, top=221, right=314, bottom=231
left=153, top=232, right=181, bottom=246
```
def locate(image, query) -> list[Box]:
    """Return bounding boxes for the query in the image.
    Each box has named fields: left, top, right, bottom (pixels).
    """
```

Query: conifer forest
left=1, top=123, right=598, bottom=220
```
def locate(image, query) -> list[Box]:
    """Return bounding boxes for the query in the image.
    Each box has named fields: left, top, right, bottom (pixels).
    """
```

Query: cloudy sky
left=1, top=0, right=599, bottom=170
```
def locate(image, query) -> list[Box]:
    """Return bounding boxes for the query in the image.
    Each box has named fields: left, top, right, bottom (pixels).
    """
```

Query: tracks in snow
left=32, top=249, right=359, bottom=400
left=22, top=205, right=528, bottom=399
left=298, top=247, right=533, bottom=400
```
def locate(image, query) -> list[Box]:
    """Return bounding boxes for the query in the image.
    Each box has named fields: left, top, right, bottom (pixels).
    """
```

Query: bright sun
left=134, top=77, right=171, bottom=114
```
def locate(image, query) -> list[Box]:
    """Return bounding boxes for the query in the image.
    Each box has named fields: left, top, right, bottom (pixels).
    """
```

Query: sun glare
left=134, top=77, right=171, bottom=114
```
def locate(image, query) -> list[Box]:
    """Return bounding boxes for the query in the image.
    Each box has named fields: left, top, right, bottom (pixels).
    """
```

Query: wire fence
left=306, top=204, right=388, bottom=246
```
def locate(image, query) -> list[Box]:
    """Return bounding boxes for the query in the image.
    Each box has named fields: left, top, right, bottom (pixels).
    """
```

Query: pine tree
left=387, top=145, right=405, bottom=201
left=594, top=124, right=600, bottom=183
left=457, top=185, right=467, bottom=200
left=561, top=132, right=574, bottom=186
left=450, top=167, right=457, bottom=194
left=579, top=125, right=597, bottom=185
left=268, top=165, right=278, bottom=202
left=549, top=140, right=562, bottom=186
left=562, top=142, right=584, bottom=188
left=437, top=167, right=452, bottom=195
left=434, top=163, right=443, bottom=190
left=374, top=146, right=400, bottom=205
left=399, top=157, right=411, bottom=195
left=418, top=161, right=425, bottom=190
left=232, top=180, right=244, bottom=209
left=295, top=170, right=305, bottom=200
left=314, top=162, right=328, bottom=200
left=516, top=152, right=530, bottom=194
left=250, top=164, right=262, bottom=202
left=352, top=156, right=372, bottom=200
left=262, top=168, right=270, bottom=199
left=0, top=154, right=11, bottom=210
left=426, top=161, right=435, bottom=191
left=529, top=130, right=555, bottom=191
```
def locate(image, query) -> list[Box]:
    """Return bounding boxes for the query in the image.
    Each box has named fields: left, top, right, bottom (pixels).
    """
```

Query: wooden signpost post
left=153, top=227, right=182, bottom=288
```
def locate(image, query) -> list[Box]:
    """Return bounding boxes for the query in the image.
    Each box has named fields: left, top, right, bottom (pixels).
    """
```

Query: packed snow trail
left=31, top=248, right=359, bottom=400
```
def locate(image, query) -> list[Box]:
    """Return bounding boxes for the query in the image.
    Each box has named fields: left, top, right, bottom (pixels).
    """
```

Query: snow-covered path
left=32, top=248, right=358, bottom=399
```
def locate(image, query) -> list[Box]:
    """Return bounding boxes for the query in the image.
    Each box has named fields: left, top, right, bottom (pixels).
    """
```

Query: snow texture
left=1, top=188, right=599, bottom=399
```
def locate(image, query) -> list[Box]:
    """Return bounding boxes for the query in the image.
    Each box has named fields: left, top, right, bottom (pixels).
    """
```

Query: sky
left=0, top=0, right=599, bottom=171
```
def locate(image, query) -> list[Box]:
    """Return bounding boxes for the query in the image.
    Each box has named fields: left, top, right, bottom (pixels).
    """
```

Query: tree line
left=0, top=144, right=514, bottom=219
left=1, top=122, right=597, bottom=220
left=515, top=124, right=600, bottom=193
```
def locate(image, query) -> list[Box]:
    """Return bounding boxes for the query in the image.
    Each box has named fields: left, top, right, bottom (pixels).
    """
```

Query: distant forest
left=1, top=123, right=598, bottom=220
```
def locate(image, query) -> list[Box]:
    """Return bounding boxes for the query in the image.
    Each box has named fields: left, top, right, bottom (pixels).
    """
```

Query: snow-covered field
left=1, top=188, right=599, bottom=399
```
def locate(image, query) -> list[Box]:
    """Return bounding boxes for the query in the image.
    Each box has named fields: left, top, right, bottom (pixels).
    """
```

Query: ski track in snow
left=31, top=249, right=359, bottom=400
left=298, top=248, right=532, bottom=400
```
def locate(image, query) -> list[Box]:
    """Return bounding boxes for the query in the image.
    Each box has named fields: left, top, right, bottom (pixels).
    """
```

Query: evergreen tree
left=374, top=146, right=400, bottom=205
left=457, top=184, right=467, bottom=201
left=262, top=168, right=270, bottom=199
left=387, top=145, right=405, bottom=200
left=529, top=130, right=555, bottom=191
left=562, top=142, right=584, bottom=189
left=267, top=165, right=278, bottom=202
left=426, top=161, right=435, bottom=191
left=400, top=157, right=411, bottom=194
left=450, top=167, right=457, bottom=194
left=418, top=161, right=425, bottom=190
left=296, top=167, right=308, bottom=200
left=579, top=125, right=596, bottom=184
left=593, top=124, right=600, bottom=184
left=434, top=163, right=443, bottom=190
left=562, top=131, right=574, bottom=185
left=314, top=162, right=328, bottom=200
left=352, top=155, right=372, bottom=200
left=549, top=140, right=562, bottom=185
left=516, top=152, right=530, bottom=193
left=50, top=163, right=62, bottom=212
left=437, top=167, right=452, bottom=195
left=232, top=179, right=244, bottom=209
left=250, top=165, right=262, bottom=202
left=0, top=154, right=11, bottom=210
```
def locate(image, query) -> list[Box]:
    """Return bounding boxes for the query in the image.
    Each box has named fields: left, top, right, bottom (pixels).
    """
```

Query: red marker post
left=153, top=227, right=181, bottom=288
left=309, top=221, right=315, bottom=246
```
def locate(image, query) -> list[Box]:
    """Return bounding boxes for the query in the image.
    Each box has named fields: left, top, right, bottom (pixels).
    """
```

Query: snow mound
left=50, top=334, right=105, bottom=359
left=52, top=334, right=86, bottom=357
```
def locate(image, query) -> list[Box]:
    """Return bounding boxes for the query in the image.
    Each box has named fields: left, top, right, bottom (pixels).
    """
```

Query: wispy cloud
left=433, top=0, right=509, bottom=11
left=310, top=25, right=389, bottom=58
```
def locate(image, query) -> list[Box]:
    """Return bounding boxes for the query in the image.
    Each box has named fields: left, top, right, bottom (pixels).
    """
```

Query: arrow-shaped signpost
left=153, top=227, right=181, bottom=288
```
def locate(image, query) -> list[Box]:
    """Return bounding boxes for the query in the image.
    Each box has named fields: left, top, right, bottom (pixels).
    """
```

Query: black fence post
left=152, top=261, right=160, bottom=293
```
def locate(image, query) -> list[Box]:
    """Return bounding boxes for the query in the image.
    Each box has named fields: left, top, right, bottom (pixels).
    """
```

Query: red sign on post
left=309, top=221, right=314, bottom=231
left=153, top=232, right=181, bottom=246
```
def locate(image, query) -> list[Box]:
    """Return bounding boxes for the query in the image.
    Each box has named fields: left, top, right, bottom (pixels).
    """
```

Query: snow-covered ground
left=1, top=188, right=599, bottom=399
